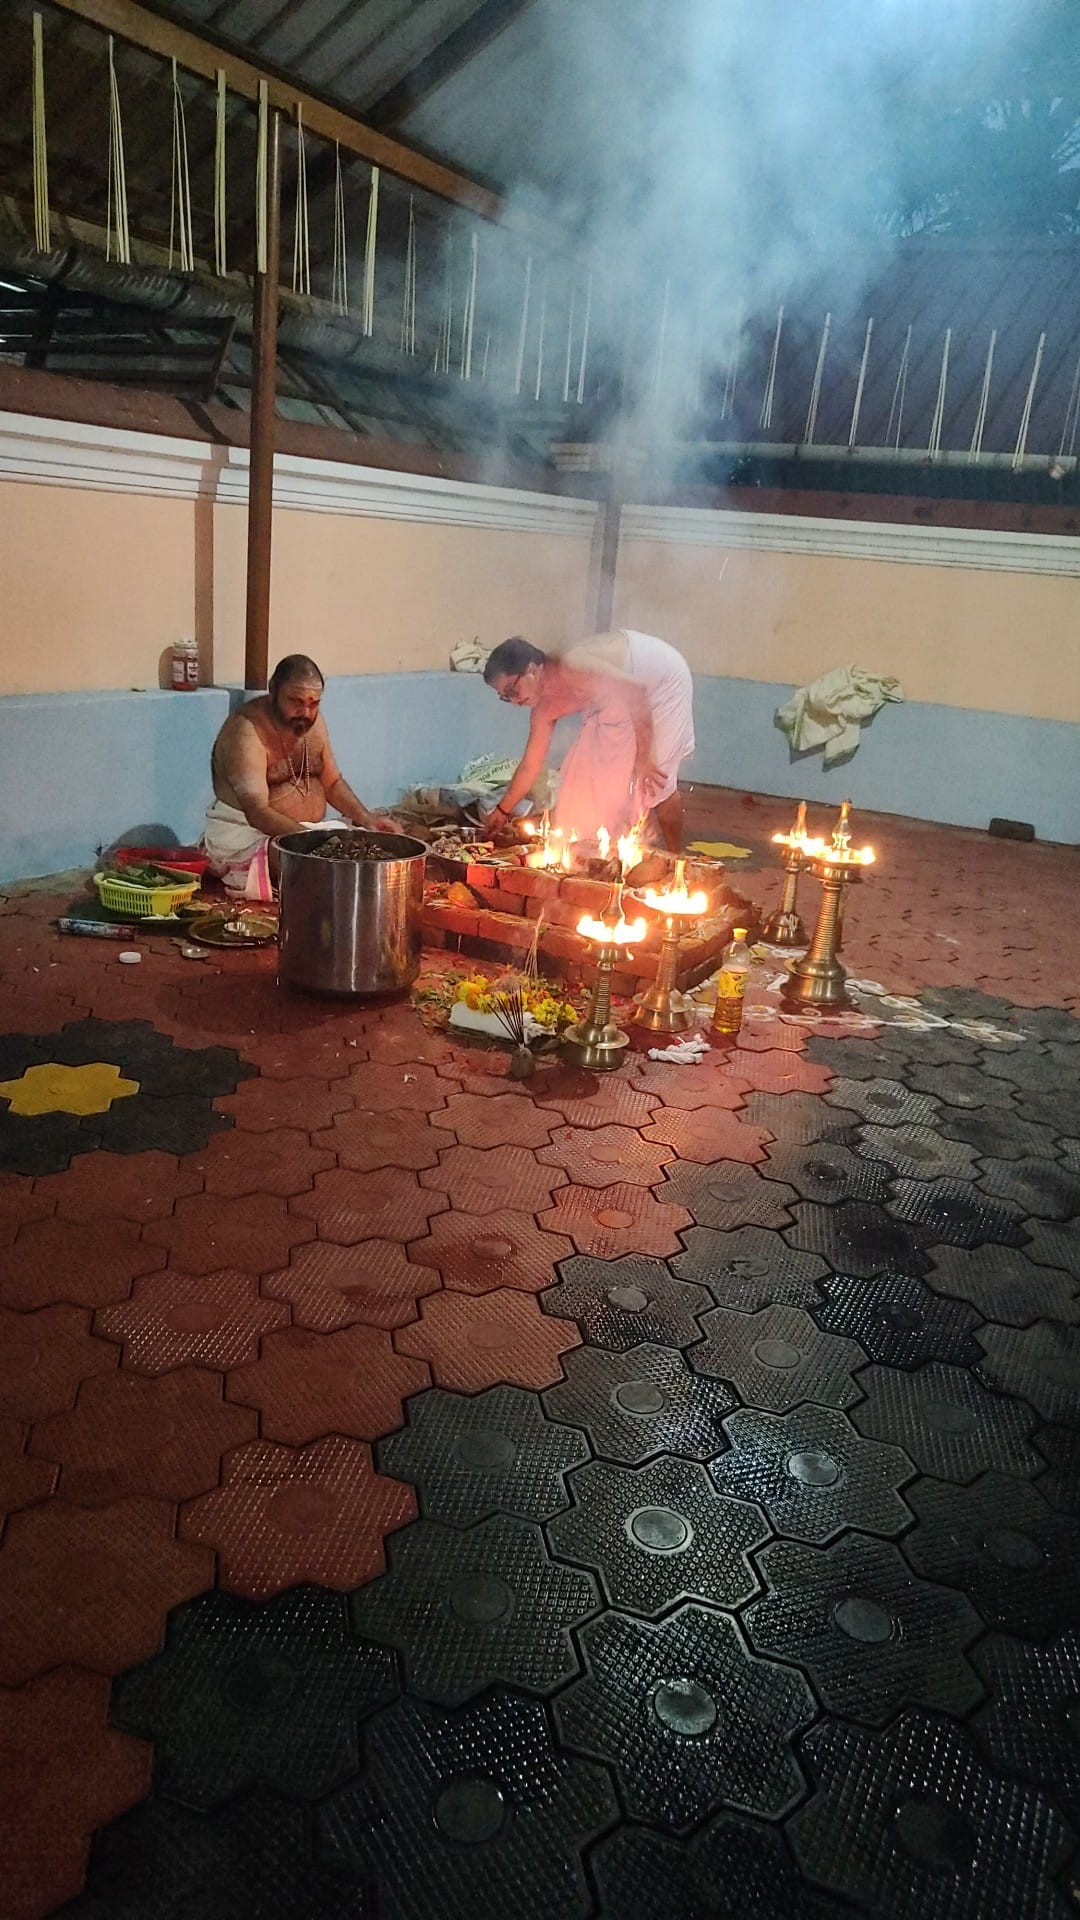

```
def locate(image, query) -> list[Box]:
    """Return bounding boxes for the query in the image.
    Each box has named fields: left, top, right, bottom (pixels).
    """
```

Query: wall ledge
left=623, top=501, right=1080, bottom=577
left=0, top=410, right=597, bottom=538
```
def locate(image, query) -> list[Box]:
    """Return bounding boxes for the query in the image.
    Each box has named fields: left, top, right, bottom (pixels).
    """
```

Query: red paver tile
left=2, top=1217, right=165, bottom=1311
left=345, top=1060, right=456, bottom=1113
left=536, top=1181, right=691, bottom=1259
left=311, top=1107, right=446, bottom=1172
left=33, top=1150, right=205, bottom=1224
left=0, top=1667, right=152, bottom=1920
left=190, top=1126, right=335, bottom=1198
left=406, top=1207, right=571, bottom=1295
left=239, top=1028, right=365, bottom=1078
left=434, top=1056, right=518, bottom=1094
left=95, top=1269, right=290, bottom=1374
left=641, top=1106, right=772, bottom=1165
left=430, top=1091, right=557, bottom=1150
left=262, top=1239, right=439, bottom=1331
left=179, top=1433, right=416, bottom=1598
left=364, top=1022, right=460, bottom=1069
left=625, top=1058, right=749, bottom=1109
left=0, top=1304, right=117, bottom=1422
left=726, top=1050, right=835, bottom=1095
left=289, top=1165, right=446, bottom=1244
left=215, top=1075, right=353, bottom=1134
left=172, top=977, right=284, bottom=1036
left=734, top=1019, right=808, bottom=1053
left=0, top=1497, right=213, bottom=1683
left=227, top=1325, right=429, bottom=1444
left=0, top=1415, right=56, bottom=1519
left=394, top=1287, right=580, bottom=1391
left=0, top=1175, right=53, bottom=1248
left=418, top=1143, right=566, bottom=1214
left=0, top=988, right=84, bottom=1035
left=143, top=1191, right=315, bottom=1274
left=31, top=1368, right=256, bottom=1505
left=534, top=1068, right=659, bottom=1130
left=536, top=1123, right=674, bottom=1189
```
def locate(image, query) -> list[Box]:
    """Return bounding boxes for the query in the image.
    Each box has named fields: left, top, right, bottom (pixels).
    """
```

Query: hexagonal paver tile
left=0, top=1412, right=56, bottom=1517
left=759, top=1138, right=892, bottom=1205
left=975, top=1320, right=1080, bottom=1424
left=937, top=1105, right=1059, bottom=1162
left=406, top=1207, right=571, bottom=1294
left=725, top=1050, right=835, bottom=1096
left=924, top=1242, right=1079, bottom=1327
left=345, top=1060, right=456, bottom=1113
left=111, top=1585, right=397, bottom=1806
left=395, top=1288, right=580, bottom=1391
left=690, top=1303, right=865, bottom=1412
left=262, top=1238, right=439, bottom=1332
left=671, top=1224, right=829, bottom=1312
left=811, top=1270, right=983, bottom=1368
left=431, top=1092, right=557, bottom=1150
left=537, top=1182, right=690, bottom=1260
left=311, top=1106, right=446, bottom=1173
left=378, top=1385, right=589, bottom=1525
left=804, top=1033, right=916, bottom=1082
left=855, top=1123, right=979, bottom=1182
left=712, top=1404, right=914, bottom=1543
left=851, top=1361, right=1041, bottom=1483
left=903, top=1060, right=1017, bottom=1111
left=190, top=1125, right=335, bottom=1197
left=1021, top=1216, right=1080, bottom=1277
left=1, top=1215, right=166, bottom=1310
left=887, top=1178, right=1027, bottom=1249
left=745, top=1533, right=981, bottom=1723
left=826, top=1077, right=942, bottom=1129
left=227, top=1324, right=429, bottom=1444
left=216, top=1074, right=353, bottom=1134
left=591, top=1812, right=832, bottom=1920
left=33, top=1148, right=205, bottom=1222
left=74, top=1788, right=373, bottom=1919
left=0, top=1303, right=116, bottom=1420
left=1015, top=1088, right=1080, bottom=1140
left=536, top=1123, right=674, bottom=1190
left=0, top=1667, right=151, bottom=1920
left=179, top=1433, right=416, bottom=1598
left=533, top=1070, right=659, bottom=1132
left=741, top=1090, right=862, bottom=1146
left=351, top=1514, right=596, bottom=1704
left=94, top=1268, right=290, bottom=1373
left=625, top=1056, right=749, bottom=1109
left=30, top=1366, right=256, bottom=1505
left=541, top=1254, right=710, bottom=1352
left=1035, top=1424, right=1080, bottom=1514
left=903, top=1472, right=1080, bottom=1639
left=973, top=1631, right=1080, bottom=1827
left=547, top=1455, right=767, bottom=1616
left=789, top=1712, right=1072, bottom=1920
left=143, top=1191, right=315, bottom=1274
left=981, top=1042, right=1076, bottom=1093
left=241, top=1026, right=364, bottom=1078
left=639, top=1106, right=770, bottom=1166
left=555, top=1604, right=814, bottom=1830
left=318, top=1690, right=617, bottom=1920
left=976, top=1155, right=1080, bottom=1223
left=290, top=1165, right=447, bottom=1245
left=543, top=1343, right=735, bottom=1465
left=0, top=1496, right=213, bottom=1682
left=0, top=1170, right=54, bottom=1246
left=655, top=1161, right=799, bottom=1231
left=419, top=1143, right=565, bottom=1215
left=784, top=1199, right=931, bottom=1277
left=365, top=1021, right=458, bottom=1069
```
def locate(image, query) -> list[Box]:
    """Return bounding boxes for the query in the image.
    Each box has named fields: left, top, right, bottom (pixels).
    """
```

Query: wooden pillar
left=593, top=479, right=622, bottom=631
left=244, top=106, right=281, bottom=692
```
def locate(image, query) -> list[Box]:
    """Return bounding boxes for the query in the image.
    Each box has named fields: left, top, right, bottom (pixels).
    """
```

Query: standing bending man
left=482, top=630, right=695, bottom=849
left=202, top=654, right=397, bottom=897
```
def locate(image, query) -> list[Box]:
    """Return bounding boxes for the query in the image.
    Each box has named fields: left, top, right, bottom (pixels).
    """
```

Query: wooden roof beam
left=45, top=0, right=503, bottom=219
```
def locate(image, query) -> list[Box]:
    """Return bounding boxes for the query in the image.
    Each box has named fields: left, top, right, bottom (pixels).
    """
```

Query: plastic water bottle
left=712, top=928, right=752, bottom=1038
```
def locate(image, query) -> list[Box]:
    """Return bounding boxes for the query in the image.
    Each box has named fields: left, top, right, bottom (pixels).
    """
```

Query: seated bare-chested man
left=202, top=653, right=397, bottom=898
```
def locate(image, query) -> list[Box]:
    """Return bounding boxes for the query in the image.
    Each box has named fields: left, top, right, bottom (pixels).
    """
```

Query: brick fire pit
left=422, top=860, right=758, bottom=996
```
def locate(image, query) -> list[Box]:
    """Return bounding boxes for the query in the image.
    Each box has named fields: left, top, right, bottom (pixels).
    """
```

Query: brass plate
left=188, top=912, right=278, bottom=948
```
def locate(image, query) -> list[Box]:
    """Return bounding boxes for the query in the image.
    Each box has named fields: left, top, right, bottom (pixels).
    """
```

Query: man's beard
left=271, top=699, right=314, bottom=735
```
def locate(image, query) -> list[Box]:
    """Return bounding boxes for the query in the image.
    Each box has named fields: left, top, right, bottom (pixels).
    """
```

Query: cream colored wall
left=210, top=502, right=593, bottom=683
left=615, top=537, right=1080, bottom=723
left=0, top=474, right=594, bottom=693
left=0, top=479, right=198, bottom=694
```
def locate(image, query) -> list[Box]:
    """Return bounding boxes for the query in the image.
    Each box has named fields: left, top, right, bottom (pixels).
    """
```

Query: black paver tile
left=376, top=1386, right=589, bottom=1527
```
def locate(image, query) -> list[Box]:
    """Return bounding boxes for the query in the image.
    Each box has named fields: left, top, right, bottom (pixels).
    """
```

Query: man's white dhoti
left=552, top=630, right=695, bottom=840
left=201, top=799, right=274, bottom=898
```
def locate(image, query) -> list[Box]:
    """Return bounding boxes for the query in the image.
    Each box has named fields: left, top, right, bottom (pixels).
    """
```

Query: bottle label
left=715, top=970, right=746, bottom=998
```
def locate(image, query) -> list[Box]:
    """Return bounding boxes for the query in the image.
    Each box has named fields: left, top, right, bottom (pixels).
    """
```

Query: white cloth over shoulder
left=553, top=629, right=695, bottom=838
left=775, top=666, right=903, bottom=766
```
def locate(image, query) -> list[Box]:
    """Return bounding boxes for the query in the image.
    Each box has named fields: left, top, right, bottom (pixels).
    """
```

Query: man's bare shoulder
left=214, top=698, right=272, bottom=764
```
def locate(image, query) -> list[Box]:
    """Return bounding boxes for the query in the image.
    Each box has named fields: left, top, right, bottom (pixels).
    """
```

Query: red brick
left=525, top=896, right=583, bottom=931
left=511, top=868, right=564, bottom=902
left=423, top=902, right=480, bottom=939
left=539, top=927, right=591, bottom=965
left=464, top=861, right=502, bottom=890
left=559, top=876, right=620, bottom=913
left=473, top=911, right=535, bottom=952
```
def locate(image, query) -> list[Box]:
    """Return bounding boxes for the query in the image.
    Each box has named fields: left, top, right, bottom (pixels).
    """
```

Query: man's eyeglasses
left=498, top=675, right=524, bottom=703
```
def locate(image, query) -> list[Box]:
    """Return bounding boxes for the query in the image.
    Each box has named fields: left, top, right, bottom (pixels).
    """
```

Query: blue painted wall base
left=1, top=671, right=1077, bottom=883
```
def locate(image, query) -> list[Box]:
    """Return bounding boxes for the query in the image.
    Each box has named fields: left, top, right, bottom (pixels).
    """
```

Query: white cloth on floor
left=553, top=630, right=695, bottom=838
left=775, top=666, right=903, bottom=765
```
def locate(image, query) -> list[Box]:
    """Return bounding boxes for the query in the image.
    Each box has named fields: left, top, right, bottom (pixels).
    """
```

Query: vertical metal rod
left=594, top=483, right=622, bottom=630
left=245, top=105, right=281, bottom=692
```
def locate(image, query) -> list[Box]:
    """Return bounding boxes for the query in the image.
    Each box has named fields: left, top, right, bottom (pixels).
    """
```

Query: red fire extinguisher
left=170, top=638, right=200, bottom=691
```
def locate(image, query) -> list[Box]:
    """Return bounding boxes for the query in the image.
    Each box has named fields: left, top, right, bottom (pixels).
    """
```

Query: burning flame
left=617, top=829, right=644, bottom=875
left=597, top=825, right=611, bottom=862
left=577, top=911, right=647, bottom=946
left=640, top=883, right=709, bottom=916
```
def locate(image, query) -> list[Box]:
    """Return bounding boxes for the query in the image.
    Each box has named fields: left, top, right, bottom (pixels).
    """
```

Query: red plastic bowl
left=113, top=845, right=210, bottom=875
